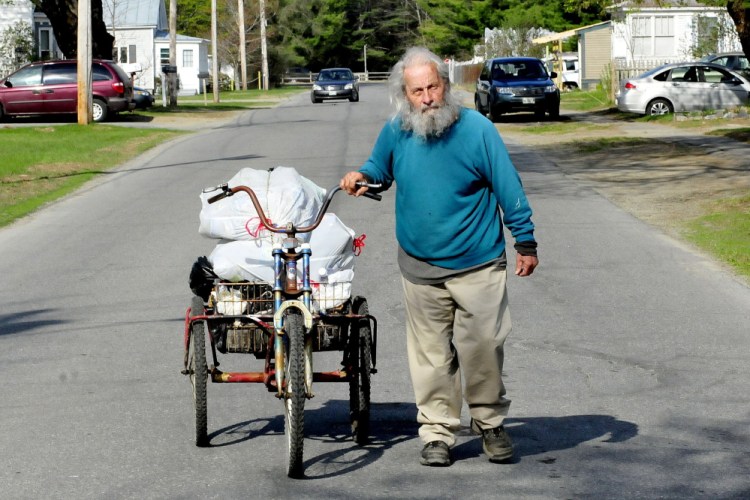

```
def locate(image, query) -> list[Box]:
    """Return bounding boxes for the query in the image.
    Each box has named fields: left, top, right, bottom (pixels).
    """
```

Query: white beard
left=401, top=98, right=461, bottom=139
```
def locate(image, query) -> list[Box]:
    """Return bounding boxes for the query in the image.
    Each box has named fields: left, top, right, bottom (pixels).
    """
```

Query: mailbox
left=197, top=72, right=210, bottom=79
left=162, top=65, right=178, bottom=74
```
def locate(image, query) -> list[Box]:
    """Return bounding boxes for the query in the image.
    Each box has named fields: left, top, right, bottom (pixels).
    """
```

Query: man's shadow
left=203, top=400, right=637, bottom=477
left=452, top=414, right=639, bottom=463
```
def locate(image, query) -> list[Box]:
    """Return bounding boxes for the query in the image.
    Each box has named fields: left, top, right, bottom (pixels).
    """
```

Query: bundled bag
left=198, top=167, right=326, bottom=243
left=208, top=213, right=357, bottom=311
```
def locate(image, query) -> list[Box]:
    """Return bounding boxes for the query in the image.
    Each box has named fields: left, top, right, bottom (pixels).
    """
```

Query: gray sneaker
left=471, top=419, right=513, bottom=463
left=420, top=440, right=451, bottom=466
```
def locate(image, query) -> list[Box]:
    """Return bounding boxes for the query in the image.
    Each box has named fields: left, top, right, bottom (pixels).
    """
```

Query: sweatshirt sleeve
left=359, top=120, right=396, bottom=190
left=482, top=121, right=536, bottom=244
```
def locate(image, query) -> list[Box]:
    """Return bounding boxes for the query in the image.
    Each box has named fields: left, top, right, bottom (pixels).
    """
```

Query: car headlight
left=545, top=84, right=558, bottom=92
left=495, top=87, right=514, bottom=94
left=312, top=84, right=322, bottom=91
left=345, top=83, right=353, bottom=89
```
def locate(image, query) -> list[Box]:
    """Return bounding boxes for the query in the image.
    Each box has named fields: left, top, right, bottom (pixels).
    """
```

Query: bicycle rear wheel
left=283, top=310, right=306, bottom=478
left=189, top=295, right=209, bottom=447
left=349, top=297, right=371, bottom=445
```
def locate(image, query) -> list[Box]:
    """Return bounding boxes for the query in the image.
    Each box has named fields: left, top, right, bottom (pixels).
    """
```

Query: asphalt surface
left=1, top=84, right=749, bottom=499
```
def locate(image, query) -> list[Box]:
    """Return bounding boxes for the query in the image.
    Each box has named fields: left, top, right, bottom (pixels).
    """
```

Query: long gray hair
left=388, top=47, right=456, bottom=115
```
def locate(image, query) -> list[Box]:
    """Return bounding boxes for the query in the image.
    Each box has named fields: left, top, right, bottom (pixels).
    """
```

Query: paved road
left=1, top=84, right=749, bottom=499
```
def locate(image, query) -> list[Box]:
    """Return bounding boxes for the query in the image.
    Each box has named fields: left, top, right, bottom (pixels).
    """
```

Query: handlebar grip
left=207, top=191, right=229, bottom=204
left=362, top=191, right=382, bottom=201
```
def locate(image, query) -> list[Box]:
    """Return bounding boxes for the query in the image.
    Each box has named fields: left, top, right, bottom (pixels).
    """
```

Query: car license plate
left=522, top=97, right=535, bottom=104
left=328, top=91, right=337, bottom=96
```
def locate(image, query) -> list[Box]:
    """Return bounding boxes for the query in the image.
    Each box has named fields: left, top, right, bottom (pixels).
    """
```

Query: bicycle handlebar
left=205, top=182, right=382, bottom=235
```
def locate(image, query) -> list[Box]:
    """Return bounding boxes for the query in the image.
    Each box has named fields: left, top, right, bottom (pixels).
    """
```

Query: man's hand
left=515, top=254, right=538, bottom=277
left=340, top=171, right=369, bottom=196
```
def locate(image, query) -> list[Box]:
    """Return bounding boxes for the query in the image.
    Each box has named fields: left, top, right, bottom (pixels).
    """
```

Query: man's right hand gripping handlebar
left=341, top=172, right=381, bottom=198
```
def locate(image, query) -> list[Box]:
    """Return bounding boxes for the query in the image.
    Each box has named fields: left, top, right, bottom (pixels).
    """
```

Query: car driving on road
left=616, top=62, right=750, bottom=115
left=311, top=68, right=359, bottom=103
left=474, top=56, right=560, bottom=121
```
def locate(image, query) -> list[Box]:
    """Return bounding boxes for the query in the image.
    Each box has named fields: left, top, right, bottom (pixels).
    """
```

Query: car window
left=738, top=57, right=749, bottom=70
left=318, top=71, right=333, bottom=80
left=43, top=63, right=76, bottom=85
left=702, top=66, right=735, bottom=83
left=5, top=65, right=42, bottom=87
left=492, top=61, right=546, bottom=80
left=711, top=56, right=730, bottom=66
left=92, top=64, right=113, bottom=81
left=653, top=69, right=669, bottom=81
left=669, top=66, right=698, bottom=82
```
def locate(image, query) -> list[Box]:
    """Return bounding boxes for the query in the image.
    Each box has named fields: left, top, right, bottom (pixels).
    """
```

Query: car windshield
left=491, top=61, right=547, bottom=80
left=318, top=70, right=352, bottom=81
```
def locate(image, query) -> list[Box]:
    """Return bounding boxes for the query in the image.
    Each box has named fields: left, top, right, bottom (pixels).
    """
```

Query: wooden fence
left=280, top=71, right=391, bottom=86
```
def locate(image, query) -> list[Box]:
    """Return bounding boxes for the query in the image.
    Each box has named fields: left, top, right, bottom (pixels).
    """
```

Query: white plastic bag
left=199, top=167, right=326, bottom=243
left=208, top=213, right=357, bottom=311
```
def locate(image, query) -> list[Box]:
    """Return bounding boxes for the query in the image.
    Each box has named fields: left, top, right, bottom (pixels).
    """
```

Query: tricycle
left=183, top=181, right=380, bottom=478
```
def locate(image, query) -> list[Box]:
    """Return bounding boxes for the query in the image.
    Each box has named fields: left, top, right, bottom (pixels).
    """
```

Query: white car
left=616, top=62, right=750, bottom=115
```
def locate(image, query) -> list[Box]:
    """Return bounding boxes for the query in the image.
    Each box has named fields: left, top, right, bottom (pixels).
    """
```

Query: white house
left=0, top=0, right=208, bottom=94
left=104, top=0, right=209, bottom=94
left=609, top=0, right=742, bottom=66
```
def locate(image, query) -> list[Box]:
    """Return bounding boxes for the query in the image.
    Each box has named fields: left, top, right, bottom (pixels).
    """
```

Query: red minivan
left=0, top=59, right=135, bottom=122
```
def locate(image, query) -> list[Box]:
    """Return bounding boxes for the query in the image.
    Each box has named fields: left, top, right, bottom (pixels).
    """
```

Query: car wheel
left=474, top=95, right=484, bottom=114
left=487, top=102, right=501, bottom=123
left=92, top=98, right=108, bottom=122
left=548, top=105, right=560, bottom=119
left=646, top=98, right=673, bottom=116
left=0, top=104, right=4, bottom=122
left=349, top=91, right=359, bottom=102
left=311, top=93, right=321, bottom=104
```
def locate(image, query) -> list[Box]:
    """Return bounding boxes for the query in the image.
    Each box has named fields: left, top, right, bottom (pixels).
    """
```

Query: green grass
left=560, top=88, right=612, bottom=111
left=0, top=125, right=185, bottom=227
left=707, top=127, right=750, bottom=144
left=683, top=194, right=750, bottom=279
left=514, top=121, right=604, bottom=135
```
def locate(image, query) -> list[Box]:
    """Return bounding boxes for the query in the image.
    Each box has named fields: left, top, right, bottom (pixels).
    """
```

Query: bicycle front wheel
left=283, top=310, right=306, bottom=478
left=349, top=297, right=371, bottom=445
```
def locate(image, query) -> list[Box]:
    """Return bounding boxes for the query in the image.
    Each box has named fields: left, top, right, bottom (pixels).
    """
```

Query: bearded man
left=340, top=47, right=539, bottom=467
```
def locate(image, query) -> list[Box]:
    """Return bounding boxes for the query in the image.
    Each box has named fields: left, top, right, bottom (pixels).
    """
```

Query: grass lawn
left=0, top=125, right=185, bottom=227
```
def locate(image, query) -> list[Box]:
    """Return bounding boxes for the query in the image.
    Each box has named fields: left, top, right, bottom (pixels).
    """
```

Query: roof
left=103, top=0, right=165, bottom=28
left=154, top=31, right=209, bottom=44
left=532, top=21, right=611, bottom=45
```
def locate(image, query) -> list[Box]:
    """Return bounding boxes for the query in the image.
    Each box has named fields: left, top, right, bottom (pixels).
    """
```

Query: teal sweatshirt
left=359, top=107, right=535, bottom=270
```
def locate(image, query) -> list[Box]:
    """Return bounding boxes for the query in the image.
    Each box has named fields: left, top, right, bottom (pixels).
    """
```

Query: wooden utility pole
left=169, top=0, right=177, bottom=106
left=77, top=0, right=92, bottom=125
left=211, top=0, right=219, bottom=102
left=238, top=0, right=247, bottom=91
left=259, top=0, right=268, bottom=90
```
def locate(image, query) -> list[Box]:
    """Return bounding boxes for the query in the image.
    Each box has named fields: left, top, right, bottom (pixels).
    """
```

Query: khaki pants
left=401, top=264, right=512, bottom=446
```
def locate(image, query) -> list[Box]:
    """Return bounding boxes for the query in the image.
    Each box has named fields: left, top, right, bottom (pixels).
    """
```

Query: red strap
left=353, top=234, right=367, bottom=256
left=245, top=217, right=273, bottom=238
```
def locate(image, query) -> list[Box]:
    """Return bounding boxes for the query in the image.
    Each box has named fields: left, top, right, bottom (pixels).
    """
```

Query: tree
left=30, top=0, right=114, bottom=58
left=0, top=20, right=33, bottom=75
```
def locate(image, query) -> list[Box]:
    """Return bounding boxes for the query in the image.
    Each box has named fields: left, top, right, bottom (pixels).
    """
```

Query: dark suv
left=474, top=57, right=560, bottom=121
left=0, top=59, right=135, bottom=122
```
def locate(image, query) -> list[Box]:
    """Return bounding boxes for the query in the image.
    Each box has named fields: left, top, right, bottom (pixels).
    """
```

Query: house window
left=632, top=15, right=675, bottom=57
left=183, top=49, right=194, bottom=68
left=632, top=16, right=651, bottom=57
left=113, top=45, right=137, bottom=64
left=160, top=48, right=170, bottom=64
left=38, top=28, right=52, bottom=59
left=653, top=16, right=674, bottom=57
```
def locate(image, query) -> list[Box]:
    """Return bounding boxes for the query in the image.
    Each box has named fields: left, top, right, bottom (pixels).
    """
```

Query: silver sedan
left=616, top=62, right=750, bottom=115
